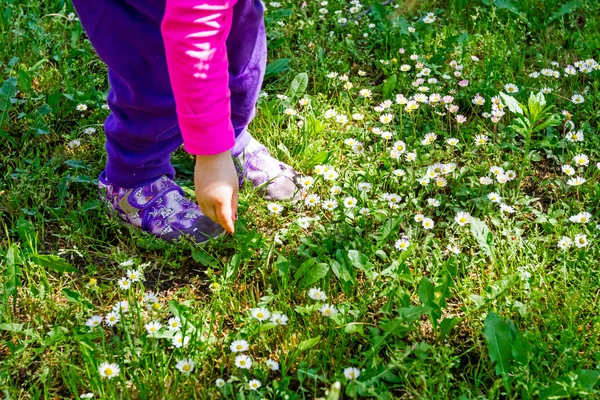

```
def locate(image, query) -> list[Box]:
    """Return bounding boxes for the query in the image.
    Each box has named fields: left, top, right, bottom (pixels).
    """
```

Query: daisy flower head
left=86, top=315, right=103, bottom=330
left=322, top=199, right=338, bottom=211
left=562, top=165, right=575, bottom=175
left=567, top=176, right=586, bottom=186
left=270, top=313, right=289, bottom=325
left=393, top=169, right=406, bottom=177
left=487, top=192, right=502, bottom=203
left=447, top=244, right=461, bottom=254
left=357, top=181, right=372, bottom=192
left=167, top=316, right=181, bottom=331
left=414, top=213, right=425, bottom=222
left=230, top=339, right=249, bottom=353
left=297, top=217, right=312, bottom=229
left=427, top=198, right=441, bottom=207
left=68, top=139, right=81, bottom=149
left=359, top=88, right=372, bottom=98
left=266, top=358, right=280, bottom=371
left=474, top=134, right=489, bottom=146
left=145, top=321, right=162, bottom=335
left=504, top=83, right=519, bottom=93
left=406, top=152, right=417, bottom=162
left=379, top=113, right=393, bottom=124
left=104, top=312, right=121, bottom=327
left=435, top=176, right=447, bottom=188
left=500, top=204, right=516, bottom=214
left=571, top=94, right=584, bottom=104
left=172, top=333, right=190, bottom=348
left=446, top=138, right=459, bottom=146
left=323, top=169, right=339, bottom=181
left=251, top=307, right=271, bottom=321
left=343, top=196, right=358, bottom=208
left=422, top=218, right=435, bottom=230
left=455, top=212, right=472, bottom=226
left=394, top=238, right=411, bottom=251
left=76, top=103, right=88, bottom=112
left=359, top=207, right=370, bottom=216
left=557, top=236, right=573, bottom=250
left=309, top=287, right=327, bottom=301
left=80, top=393, right=94, bottom=399
left=299, top=176, right=315, bottom=189
left=304, top=194, right=321, bottom=207
left=569, top=212, right=592, bottom=224
left=267, top=202, right=284, bottom=214
left=574, top=234, right=588, bottom=248
left=319, top=304, right=338, bottom=317
left=344, top=367, right=361, bottom=380
left=479, top=176, right=493, bottom=185
left=423, top=12, right=436, bottom=23
left=119, top=259, right=135, bottom=267
left=573, top=154, right=589, bottom=167
left=216, top=378, right=226, bottom=387
left=566, top=130, right=584, bottom=142
left=330, top=185, right=342, bottom=196
left=422, top=132, right=437, bottom=145
left=175, top=359, right=195, bottom=375
left=248, top=379, right=262, bottom=390
left=125, top=269, right=143, bottom=282
left=98, top=362, right=120, bottom=379
left=235, top=354, right=253, bottom=369
left=456, top=115, right=467, bottom=124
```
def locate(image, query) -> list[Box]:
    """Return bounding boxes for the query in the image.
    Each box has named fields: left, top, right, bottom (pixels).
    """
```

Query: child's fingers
left=199, top=203, right=218, bottom=225
left=231, top=187, right=239, bottom=222
left=216, top=200, right=235, bottom=234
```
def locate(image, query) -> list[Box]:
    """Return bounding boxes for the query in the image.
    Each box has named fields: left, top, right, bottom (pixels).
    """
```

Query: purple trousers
left=72, top=0, right=267, bottom=188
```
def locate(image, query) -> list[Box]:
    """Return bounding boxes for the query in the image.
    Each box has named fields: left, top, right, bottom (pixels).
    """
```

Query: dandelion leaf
left=483, top=311, right=513, bottom=375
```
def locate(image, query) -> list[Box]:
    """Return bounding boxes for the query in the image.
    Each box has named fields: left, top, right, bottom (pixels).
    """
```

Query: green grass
left=1, top=0, right=600, bottom=398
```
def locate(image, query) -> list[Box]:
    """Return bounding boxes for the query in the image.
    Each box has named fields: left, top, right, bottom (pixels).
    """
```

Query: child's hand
left=194, top=151, right=239, bottom=234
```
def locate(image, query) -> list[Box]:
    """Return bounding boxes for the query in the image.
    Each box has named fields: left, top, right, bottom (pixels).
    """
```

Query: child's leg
left=72, top=0, right=267, bottom=188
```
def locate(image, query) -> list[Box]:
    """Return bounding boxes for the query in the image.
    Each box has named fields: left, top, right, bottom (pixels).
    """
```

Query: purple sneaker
left=236, top=138, right=303, bottom=201
left=98, top=172, right=224, bottom=243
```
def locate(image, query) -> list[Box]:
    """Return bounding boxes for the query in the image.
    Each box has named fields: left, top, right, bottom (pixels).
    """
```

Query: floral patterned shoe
left=235, top=138, right=303, bottom=201
left=98, top=172, right=224, bottom=243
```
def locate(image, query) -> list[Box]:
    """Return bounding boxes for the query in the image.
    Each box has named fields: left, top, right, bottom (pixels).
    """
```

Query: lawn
left=1, top=0, right=600, bottom=398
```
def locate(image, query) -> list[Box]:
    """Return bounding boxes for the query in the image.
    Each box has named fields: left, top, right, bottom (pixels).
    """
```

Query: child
left=71, top=0, right=301, bottom=242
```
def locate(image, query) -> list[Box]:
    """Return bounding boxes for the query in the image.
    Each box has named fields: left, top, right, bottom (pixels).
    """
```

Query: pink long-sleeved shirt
left=161, top=0, right=238, bottom=155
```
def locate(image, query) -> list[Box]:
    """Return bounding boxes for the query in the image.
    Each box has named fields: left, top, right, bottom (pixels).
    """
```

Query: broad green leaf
left=382, top=74, right=397, bottom=99
left=494, top=0, right=520, bottom=15
left=293, top=258, right=316, bottom=284
left=373, top=216, right=402, bottom=242
left=483, top=311, right=513, bottom=375
left=538, top=382, right=569, bottom=400
left=397, top=306, right=430, bottom=324
left=298, top=336, right=321, bottom=351
left=511, top=332, right=531, bottom=365
left=0, top=323, right=23, bottom=332
left=331, top=259, right=353, bottom=284
left=548, top=0, right=583, bottom=23
left=29, top=254, right=78, bottom=274
left=299, top=262, right=329, bottom=288
left=499, top=92, right=523, bottom=115
left=264, top=58, right=290, bottom=78
left=417, top=277, right=435, bottom=308
left=17, top=217, right=35, bottom=244
left=470, top=217, right=494, bottom=259
left=439, top=317, right=459, bottom=339
left=576, top=369, right=600, bottom=390
left=306, top=150, right=330, bottom=168
left=62, top=288, right=94, bottom=309
left=289, top=72, right=308, bottom=101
